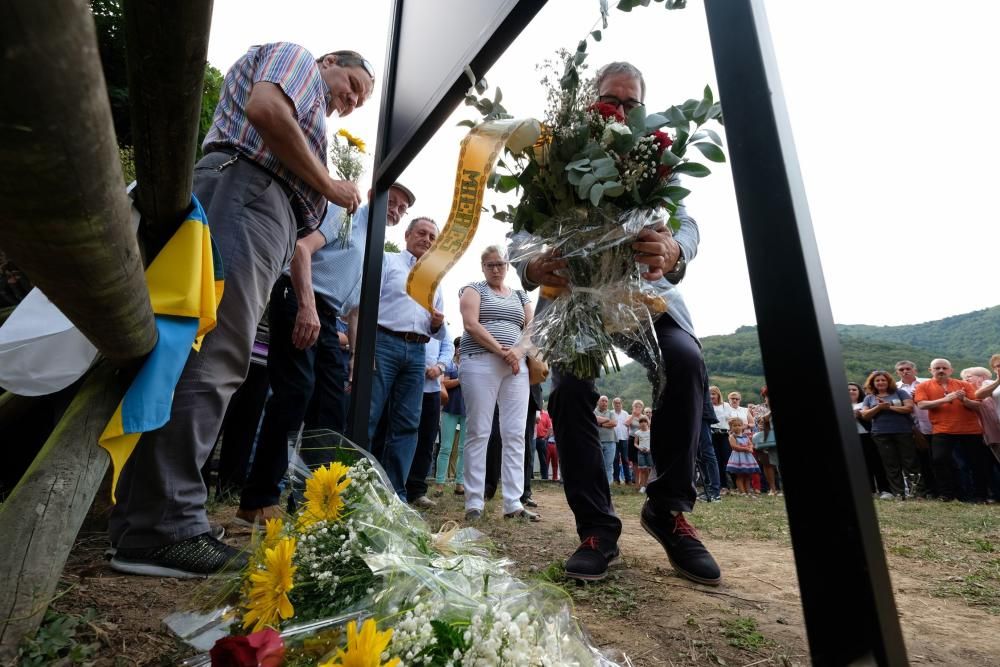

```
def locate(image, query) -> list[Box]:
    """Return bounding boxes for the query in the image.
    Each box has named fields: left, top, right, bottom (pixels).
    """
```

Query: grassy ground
left=20, top=481, right=1000, bottom=665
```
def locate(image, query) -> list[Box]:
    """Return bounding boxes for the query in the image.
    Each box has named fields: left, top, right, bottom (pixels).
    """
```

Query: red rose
left=211, top=629, right=284, bottom=667
left=587, top=101, right=626, bottom=122
left=652, top=131, right=674, bottom=180
left=652, top=130, right=672, bottom=151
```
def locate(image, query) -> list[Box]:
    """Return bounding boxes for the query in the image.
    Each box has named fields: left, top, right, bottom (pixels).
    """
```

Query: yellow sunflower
left=242, top=537, right=296, bottom=632
left=262, top=517, right=285, bottom=550
left=319, top=619, right=399, bottom=667
left=297, top=462, right=352, bottom=529
left=337, top=128, right=367, bottom=153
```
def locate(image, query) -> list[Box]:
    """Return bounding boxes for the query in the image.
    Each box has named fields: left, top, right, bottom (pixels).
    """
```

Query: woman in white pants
left=459, top=245, right=538, bottom=522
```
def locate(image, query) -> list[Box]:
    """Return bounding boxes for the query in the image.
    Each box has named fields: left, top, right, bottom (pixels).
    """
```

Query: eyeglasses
left=597, top=94, right=644, bottom=113
left=482, top=262, right=508, bottom=271
left=359, top=58, right=376, bottom=82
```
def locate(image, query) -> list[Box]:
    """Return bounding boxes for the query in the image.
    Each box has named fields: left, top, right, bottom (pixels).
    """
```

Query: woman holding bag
left=459, top=246, right=538, bottom=522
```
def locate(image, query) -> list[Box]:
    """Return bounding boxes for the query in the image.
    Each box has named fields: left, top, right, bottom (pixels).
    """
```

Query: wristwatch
left=664, top=247, right=687, bottom=283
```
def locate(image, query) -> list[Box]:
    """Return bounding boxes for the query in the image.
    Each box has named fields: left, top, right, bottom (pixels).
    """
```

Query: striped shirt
left=459, top=281, right=529, bottom=357
left=290, top=201, right=370, bottom=313
left=203, top=42, right=329, bottom=231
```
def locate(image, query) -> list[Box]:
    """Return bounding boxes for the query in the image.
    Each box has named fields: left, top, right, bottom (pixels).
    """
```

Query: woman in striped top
left=459, top=245, right=538, bottom=522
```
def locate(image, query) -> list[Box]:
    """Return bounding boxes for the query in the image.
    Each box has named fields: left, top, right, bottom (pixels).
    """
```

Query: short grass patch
left=721, top=615, right=770, bottom=652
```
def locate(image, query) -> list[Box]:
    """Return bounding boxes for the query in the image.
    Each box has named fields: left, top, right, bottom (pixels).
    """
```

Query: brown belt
left=377, top=325, right=429, bottom=344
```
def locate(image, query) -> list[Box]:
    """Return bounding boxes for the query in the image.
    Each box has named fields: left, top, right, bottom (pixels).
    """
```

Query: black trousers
left=239, top=277, right=348, bottom=510
left=484, top=405, right=502, bottom=499
left=523, top=402, right=536, bottom=500
left=405, top=391, right=441, bottom=500
left=711, top=430, right=731, bottom=489
left=549, top=315, right=704, bottom=546
left=534, top=437, right=549, bottom=479
left=213, top=361, right=269, bottom=496
left=860, top=432, right=890, bottom=494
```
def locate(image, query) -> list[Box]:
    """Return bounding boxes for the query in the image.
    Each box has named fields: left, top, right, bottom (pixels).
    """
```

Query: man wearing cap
left=109, top=44, right=376, bottom=578
left=237, top=183, right=415, bottom=524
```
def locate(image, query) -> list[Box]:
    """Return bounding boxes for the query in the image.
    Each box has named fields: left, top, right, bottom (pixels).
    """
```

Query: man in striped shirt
left=110, top=43, right=376, bottom=579
left=237, top=183, right=415, bottom=525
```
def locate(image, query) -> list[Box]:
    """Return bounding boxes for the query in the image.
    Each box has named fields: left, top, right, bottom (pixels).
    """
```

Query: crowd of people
left=89, top=35, right=1000, bottom=597
left=91, top=48, right=723, bottom=589
left=850, top=358, right=1000, bottom=503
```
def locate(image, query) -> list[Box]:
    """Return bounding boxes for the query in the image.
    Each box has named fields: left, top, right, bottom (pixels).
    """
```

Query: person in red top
left=534, top=406, right=553, bottom=479
left=914, top=358, right=985, bottom=502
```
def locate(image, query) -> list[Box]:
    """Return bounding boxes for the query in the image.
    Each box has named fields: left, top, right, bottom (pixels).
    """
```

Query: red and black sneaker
left=564, top=535, right=622, bottom=582
left=640, top=501, right=721, bottom=585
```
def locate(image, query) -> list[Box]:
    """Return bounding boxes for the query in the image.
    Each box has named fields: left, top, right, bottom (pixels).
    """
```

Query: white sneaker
left=878, top=491, right=895, bottom=501
left=639, top=486, right=646, bottom=494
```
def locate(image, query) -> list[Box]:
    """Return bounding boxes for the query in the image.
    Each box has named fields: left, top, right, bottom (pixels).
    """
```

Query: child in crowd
left=726, top=417, right=760, bottom=495
left=635, top=416, right=653, bottom=492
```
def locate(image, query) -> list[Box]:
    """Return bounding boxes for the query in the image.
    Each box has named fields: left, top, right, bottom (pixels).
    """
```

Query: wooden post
left=0, top=0, right=216, bottom=655
left=0, top=363, right=128, bottom=658
left=124, top=0, right=214, bottom=259
left=0, top=0, right=156, bottom=363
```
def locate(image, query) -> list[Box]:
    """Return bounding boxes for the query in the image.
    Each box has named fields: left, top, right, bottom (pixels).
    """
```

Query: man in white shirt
left=366, top=217, right=446, bottom=500
left=895, top=359, right=933, bottom=497
left=612, top=397, right=633, bottom=484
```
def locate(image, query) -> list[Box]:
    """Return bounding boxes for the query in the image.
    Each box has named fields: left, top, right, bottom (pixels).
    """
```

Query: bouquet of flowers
left=329, top=129, right=367, bottom=247
left=473, top=39, right=724, bottom=379
left=169, top=432, right=624, bottom=666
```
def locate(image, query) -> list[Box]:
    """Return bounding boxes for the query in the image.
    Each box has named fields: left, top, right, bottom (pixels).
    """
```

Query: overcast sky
left=207, top=0, right=999, bottom=338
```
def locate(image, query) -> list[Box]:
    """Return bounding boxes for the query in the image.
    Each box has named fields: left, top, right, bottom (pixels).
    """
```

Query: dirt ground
left=21, top=484, right=1000, bottom=666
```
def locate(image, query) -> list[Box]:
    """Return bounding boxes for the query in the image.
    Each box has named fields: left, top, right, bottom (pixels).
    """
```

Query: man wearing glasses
left=237, top=183, right=415, bottom=527
left=110, top=44, right=376, bottom=579
left=514, top=62, right=719, bottom=585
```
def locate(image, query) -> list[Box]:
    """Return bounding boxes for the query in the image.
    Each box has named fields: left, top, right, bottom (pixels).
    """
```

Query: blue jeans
left=368, top=331, right=426, bottom=501
left=600, top=441, right=616, bottom=483
left=698, top=421, right=721, bottom=499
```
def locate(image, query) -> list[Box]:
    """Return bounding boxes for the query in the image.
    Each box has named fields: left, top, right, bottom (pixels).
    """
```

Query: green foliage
left=722, top=616, right=769, bottom=651
left=384, top=240, right=401, bottom=254
left=119, top=145, right=136, bottom=184
left=836, top=306, right=1000, bottom=365
left=17, top=609, right=101, bottom=666
left=90, top=0, right=223, bottom=155
left=91, top=0, right=130, bottom=144
left=198, top=64, right=224, bottom=158
left=592, top=305, right=1000, bottom=406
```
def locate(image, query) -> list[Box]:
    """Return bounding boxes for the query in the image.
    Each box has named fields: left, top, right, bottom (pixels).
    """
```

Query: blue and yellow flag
left=99, top=196, right=224, bottom=501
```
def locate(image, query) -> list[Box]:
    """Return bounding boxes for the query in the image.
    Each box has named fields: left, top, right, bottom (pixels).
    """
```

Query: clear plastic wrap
left=509, top=206, right=667, bottom=384
left=166, top=433, right=630, bottom=666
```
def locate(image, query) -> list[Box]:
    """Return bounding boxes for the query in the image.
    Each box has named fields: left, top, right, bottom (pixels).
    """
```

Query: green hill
left=591, top=305, right=1000, bottom=406
left=836, top=306, right=1000, bottom=362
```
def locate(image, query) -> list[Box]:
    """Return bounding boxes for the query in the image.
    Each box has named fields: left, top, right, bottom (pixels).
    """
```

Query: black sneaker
left=640, top=502, right=721, bottom=586
left=110, top=532, right=248, bottom=578
left=104, top=523, right=225, bottom=560
left=564, top=536, right=621, bottom=582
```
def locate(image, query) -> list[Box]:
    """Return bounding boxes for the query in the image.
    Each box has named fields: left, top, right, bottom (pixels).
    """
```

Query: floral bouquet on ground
left=474, top=39, right=724, bottom=380
left=329, top=128, right=367, bottom=247
left=168, top=432, right=624, bottom=666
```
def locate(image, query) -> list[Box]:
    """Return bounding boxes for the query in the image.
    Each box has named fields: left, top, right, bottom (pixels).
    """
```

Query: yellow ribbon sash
left=406, top=119, right=540, bottom=311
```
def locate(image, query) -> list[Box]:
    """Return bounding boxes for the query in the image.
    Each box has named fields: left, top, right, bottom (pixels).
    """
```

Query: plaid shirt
left=203, top=42, right=329, bottom=230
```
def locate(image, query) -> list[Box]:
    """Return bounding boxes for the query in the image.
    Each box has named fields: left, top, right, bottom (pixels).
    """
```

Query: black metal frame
left=703, top=1, right=907, bottom=664
left=348, top=0, right=547, bottom=447
left=346, top=0, right=910, bottom=662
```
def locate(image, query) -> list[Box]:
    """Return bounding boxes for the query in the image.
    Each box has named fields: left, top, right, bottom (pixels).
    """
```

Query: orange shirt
left=913, top=379, right=983, bottom=435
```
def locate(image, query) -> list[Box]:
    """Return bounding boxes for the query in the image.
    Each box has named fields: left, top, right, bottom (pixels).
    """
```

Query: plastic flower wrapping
left=472, top=41, right=724, bottom=384
left=167, top=431, right=630, bottom=666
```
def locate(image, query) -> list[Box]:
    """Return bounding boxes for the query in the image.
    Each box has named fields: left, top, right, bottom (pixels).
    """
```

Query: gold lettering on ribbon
left=406, top=119, right=539, bottom=312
